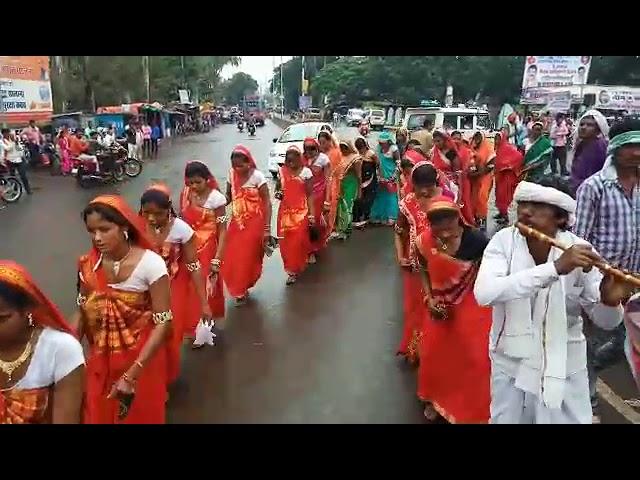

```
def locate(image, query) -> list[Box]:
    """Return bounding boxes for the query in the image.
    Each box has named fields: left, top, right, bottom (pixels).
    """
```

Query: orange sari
left=221, top=146, right=266, bottom=298
left=0, top=261, right=77, bottom=424
left=303, top=138, right=329, bottom=253
left=278, top=163, right=311, bottom=275
left=325, top=143, right=342, bottom=235
left=79, top=195, right=167, bottom=424
left=415, top=197, right=491, bottom=423
left=469, top=135, right=495, bottom=220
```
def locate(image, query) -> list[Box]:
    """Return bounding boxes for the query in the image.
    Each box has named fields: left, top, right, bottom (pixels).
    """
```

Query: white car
left=365, top=109, right=386, bottom=130
left=346, top=108, right=365, bottom=126
left=268, top=122, right=334, bottom=178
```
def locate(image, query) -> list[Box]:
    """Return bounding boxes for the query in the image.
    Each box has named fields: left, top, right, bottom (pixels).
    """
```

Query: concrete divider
left=271, top=116, right=295, bottom=129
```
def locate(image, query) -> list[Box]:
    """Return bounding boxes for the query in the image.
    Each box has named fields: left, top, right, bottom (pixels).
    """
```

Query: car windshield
left=475, top=114, right=490, bottom=129
left=278, top=124, right=319, bottom=143
left=407, top=113, right=436, bottom=130
left=371, top=110, right=384, bottom=117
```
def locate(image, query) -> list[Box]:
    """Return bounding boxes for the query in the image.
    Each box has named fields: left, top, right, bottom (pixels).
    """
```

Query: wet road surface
left=0, top=121, right=635, bottom=423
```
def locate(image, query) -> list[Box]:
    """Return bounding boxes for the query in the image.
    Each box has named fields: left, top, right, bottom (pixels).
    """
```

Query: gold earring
left=27, top=312, right=34, bottom=327
left=124, top=231, right=129, bottom=241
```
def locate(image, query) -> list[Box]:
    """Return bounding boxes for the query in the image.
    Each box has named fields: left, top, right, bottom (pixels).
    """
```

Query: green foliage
left=50, top=56, right=240, bottom=112
left=220, top=72, right=259, bottom=105
left=272, top=56, right=640, bottom=110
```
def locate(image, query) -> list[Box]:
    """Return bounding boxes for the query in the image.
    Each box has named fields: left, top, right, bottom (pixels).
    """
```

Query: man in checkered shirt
left=575, top=117, right=640, bottom=421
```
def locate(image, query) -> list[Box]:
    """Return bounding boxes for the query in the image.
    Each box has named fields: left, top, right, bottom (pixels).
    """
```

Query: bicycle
left=0, top=162, right=23, bottom=204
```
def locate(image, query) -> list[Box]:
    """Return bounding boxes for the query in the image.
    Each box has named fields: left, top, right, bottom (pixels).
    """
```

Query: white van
left=401, top=106, right=494, bottom=140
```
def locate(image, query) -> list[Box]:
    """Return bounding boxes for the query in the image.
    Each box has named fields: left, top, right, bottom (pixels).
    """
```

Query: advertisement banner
left=178, top=89, right=190, bottom=104
left=521, top=56, right=592, bottom=90
left=593, top=86, right=640, bottom=111
left=542, top=91, right=572, bottom=113
left=298, top=95, right=312, bottom=111
left=520, top=86, right=584, bottom=105
left=0, top=56, right=52, bottom=125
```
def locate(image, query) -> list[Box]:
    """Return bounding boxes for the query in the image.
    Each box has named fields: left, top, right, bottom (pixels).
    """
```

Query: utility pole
left=280, top=56, right=284, bottom=115
left=143, top=56, right=150, bottom=103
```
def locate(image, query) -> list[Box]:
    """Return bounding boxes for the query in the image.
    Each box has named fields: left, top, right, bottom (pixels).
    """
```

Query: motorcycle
left=41, top=139, right=61, bottom=175
left=75, top=145, right=141, bottom=188
left=358, top=121, right=370, bottom=137
left=0, top=162, right=23, bottom=203
left=248, top=123, right=256, bottom=136
left=237, top=121, right=245, bottom=132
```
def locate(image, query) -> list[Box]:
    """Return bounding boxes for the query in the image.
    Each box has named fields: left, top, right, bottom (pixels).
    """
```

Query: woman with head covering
left=0, top=261, right=84, bottom=424
left=568, top=109, right=609, bottom=194
left=394, top=162, right=443, bottom=363
left=432, top=131, right=475, bottom=225
left=275, top=146, right=314, bottom=284
left=221, top=145, right=272, bottom=305
left=468, top=131, right=496, bottom=228
left=395, top=127, right=409, bottom=158
left=329, top=141, right=362, bottom=240
left=352, top=136, right=379, bottom=228
left=521, top=121, right=553, bottom=184
left=414, top=196, right=492, bottom=423
left=302, top=137, right=331, bottom=260
left=369, top=131, right=400, bottom=225
left=318, top=130, right=341, bottom=173
left=75, top=195, right=171, bottom=423
left=493, top=132, right=524, bottom=224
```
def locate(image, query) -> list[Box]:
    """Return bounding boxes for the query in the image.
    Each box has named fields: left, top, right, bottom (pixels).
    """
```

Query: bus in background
left=243, top=94, right=266, bottom=126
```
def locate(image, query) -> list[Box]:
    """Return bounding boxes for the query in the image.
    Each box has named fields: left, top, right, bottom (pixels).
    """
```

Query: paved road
left=0, top=120, right=635, bottom=423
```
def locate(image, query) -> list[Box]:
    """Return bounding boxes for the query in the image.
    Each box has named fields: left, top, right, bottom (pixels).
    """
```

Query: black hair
left=427, top=208, right=459, bottom=225
left=140, top=189, right=177, bottom=217
left=407, top=139, right=421, bottom=146
left=1, top=128, right=9, bottom=135
left=535, top=176, right=573, bottom=230
left=185, top=161, right=212, bottom=179
left=82, top=203, right=139, bottom=243
left=400, top=158, right=413, bottom=171
left=412, top=163, right=438, bottom=187
left=432, top=130, right=445, bottom=140
left=555, top=112, right=565, bottom=121
left=609, top=117, right=640, bottom=140
left=0, top=280, right=36, bottom=311
left=423, top=118, right=433, bottom=129
left=528, top=64, right=537, bottom=72
left=354, top=137, right=367, bottom=150
left=317, top=131, right=332, bottom=142
left=451, top=130, right=462, bottom=138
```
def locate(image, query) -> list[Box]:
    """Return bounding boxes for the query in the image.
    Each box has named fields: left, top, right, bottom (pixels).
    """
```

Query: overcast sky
left=221, top=56, right=292, bottom=91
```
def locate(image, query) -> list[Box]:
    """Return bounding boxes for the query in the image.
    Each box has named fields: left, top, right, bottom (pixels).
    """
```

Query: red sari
left=494, top=139, right=524, bottom=217
left=303, top=138, right=329, bottom=253
left=79, top=195, right=167, bottom=424
left=221, top=146, right=266, bottom=298
left=469, top=135, right=495, bottom=220
left=325, top=142, right=343, bottom=236
left=0, top=261, right=77, bottom=424
left=432, top=136, right=475, bottom=225
left=397, top=192, right=431, bottom=363
left=179, top=174, right=225, bottom=335
left=415, top=197, right=491, bottom=423
left=278, top=163, right=311, bottom=275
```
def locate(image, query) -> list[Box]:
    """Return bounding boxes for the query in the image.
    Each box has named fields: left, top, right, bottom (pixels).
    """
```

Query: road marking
left=597, top=378, right=640, bottom=424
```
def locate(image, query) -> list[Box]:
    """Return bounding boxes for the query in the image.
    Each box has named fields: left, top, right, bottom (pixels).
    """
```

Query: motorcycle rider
left=1, top=128, right=33, bottom=194
left=247, top=113, right=256, bottom=133
left=69, top=128, right=100, bottom=172
left=22, top=119, right=43, bottom=166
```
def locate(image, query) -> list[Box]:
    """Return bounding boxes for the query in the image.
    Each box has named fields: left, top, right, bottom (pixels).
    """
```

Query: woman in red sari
left=432, top=130, right=475, bottom=225
left=221, top=145, right=272, bottom=305
left=275, top=146, right=315, bottom=284
left=75, top=195, right=171, bottom=424
left=180, top=162, right=227, bottom=334
left=493, top=132, right=524, bottom=224
left=302, top=137, right=331, bottom=261
left=415, top=196, right=492, bottom=423
left=394, top=162, right=443, bottom=363
left=468, top=131, right=496, bottom=229
left=0, top=261, right=84, bottom=424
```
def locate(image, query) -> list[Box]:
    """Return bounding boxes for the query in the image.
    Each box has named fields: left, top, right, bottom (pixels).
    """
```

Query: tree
left=221, top=72, right=259, bottom=105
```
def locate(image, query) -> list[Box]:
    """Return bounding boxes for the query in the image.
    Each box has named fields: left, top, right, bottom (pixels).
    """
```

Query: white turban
left=513, top=181, right=577, bottom=227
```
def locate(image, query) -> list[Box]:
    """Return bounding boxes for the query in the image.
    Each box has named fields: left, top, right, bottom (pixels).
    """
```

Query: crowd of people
left=1, top=107, right=639, bottom=424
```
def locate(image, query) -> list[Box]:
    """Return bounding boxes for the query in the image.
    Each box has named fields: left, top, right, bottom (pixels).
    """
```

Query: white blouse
left=165, top=218, right=195, bottom=245
left=107, top=249, right=168, bottom=292
left=14, top=328, right=85, bottom=389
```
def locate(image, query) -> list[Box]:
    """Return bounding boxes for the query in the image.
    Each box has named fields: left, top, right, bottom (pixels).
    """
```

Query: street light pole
left=280, top=56, right=284, bottom=115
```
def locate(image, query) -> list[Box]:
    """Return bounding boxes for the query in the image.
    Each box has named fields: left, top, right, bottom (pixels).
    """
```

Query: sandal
left=286, top=274, right=297, bottom=285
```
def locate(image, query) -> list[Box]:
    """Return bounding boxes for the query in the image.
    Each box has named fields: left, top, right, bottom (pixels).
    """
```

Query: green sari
left=336, top=170, right=359, bottom=236
left=522, top=135, right=553, bottom=183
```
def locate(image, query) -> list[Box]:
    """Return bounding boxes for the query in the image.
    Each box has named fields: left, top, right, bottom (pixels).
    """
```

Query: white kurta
left=474, top=226, right=623, bottom=424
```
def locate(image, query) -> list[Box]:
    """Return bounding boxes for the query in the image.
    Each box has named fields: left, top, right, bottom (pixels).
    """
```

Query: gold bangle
left=122, top=373, right=136, bottom=385
left=76, top=292, right=87, bottom=306
left=152, top=310, right=173, bottom=325
left=186, top=260, right=201, bottom=272
left=134, top=360, right=144, bottom=370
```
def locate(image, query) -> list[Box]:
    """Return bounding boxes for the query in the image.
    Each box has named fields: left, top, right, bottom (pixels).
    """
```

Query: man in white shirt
left=2, top=128, right=32, bottom=194
left=474, top=178, right=630, bottom=423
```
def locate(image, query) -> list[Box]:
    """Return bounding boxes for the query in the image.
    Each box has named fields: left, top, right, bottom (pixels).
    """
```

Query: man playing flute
left=474, top=178, right=632, bottom=424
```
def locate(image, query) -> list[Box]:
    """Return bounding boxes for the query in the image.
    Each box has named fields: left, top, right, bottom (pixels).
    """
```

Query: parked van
left=401, top=106, right=494, bottom=140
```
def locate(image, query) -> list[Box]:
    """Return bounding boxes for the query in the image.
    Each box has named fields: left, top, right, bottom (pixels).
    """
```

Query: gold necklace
left=108, top=246, right=132, bottom=276
left=0, top=329, right=35, bottom=382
